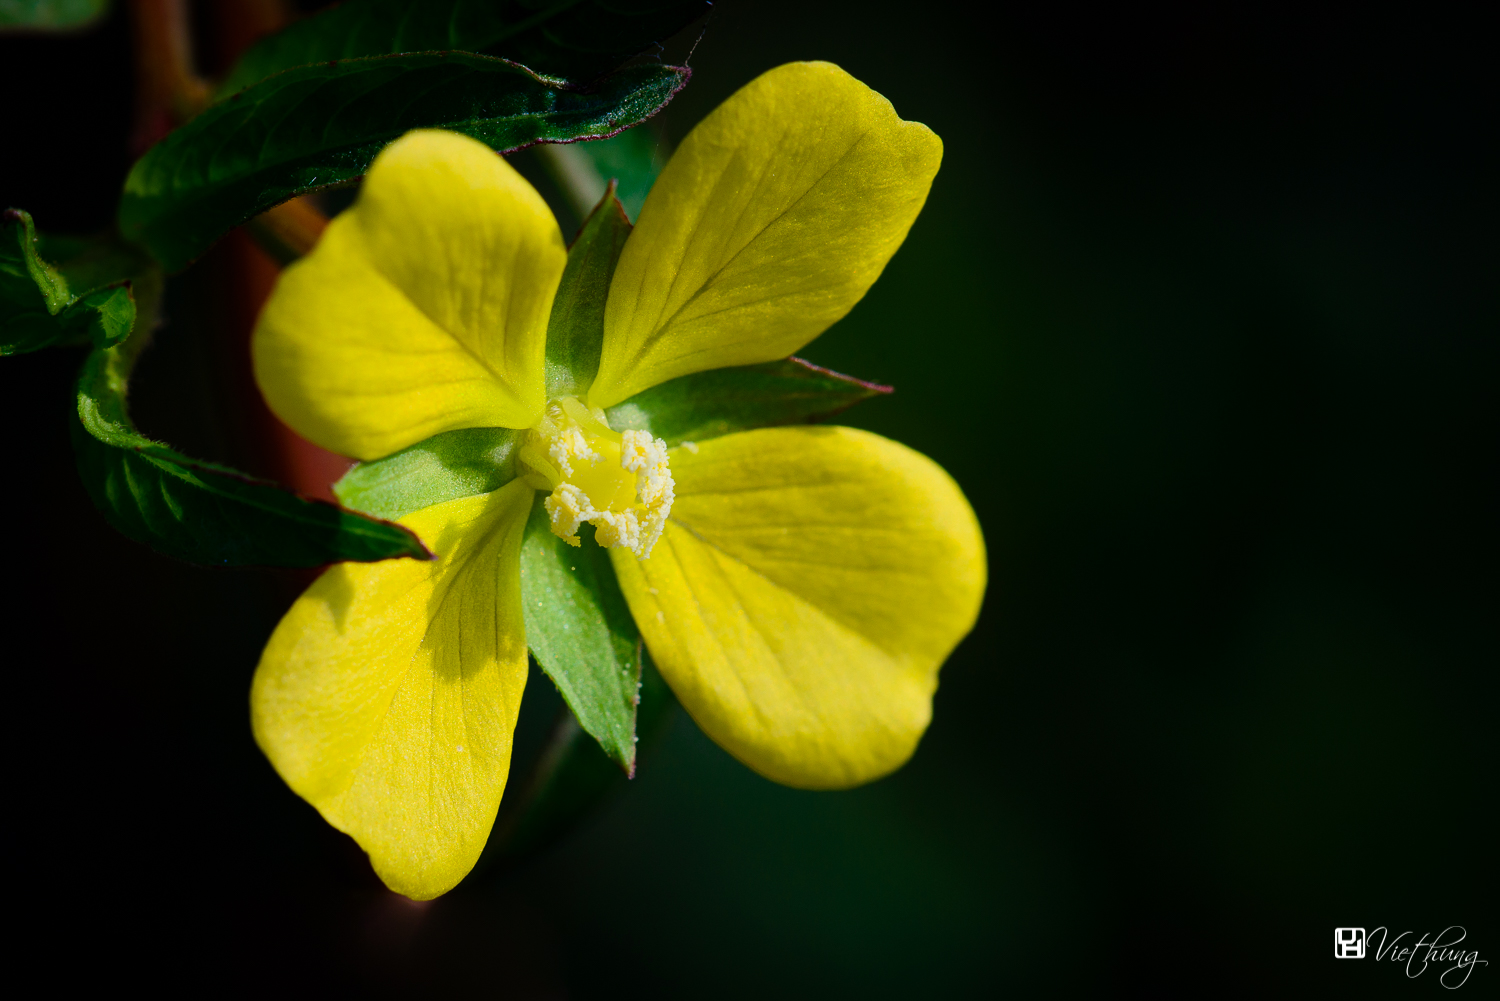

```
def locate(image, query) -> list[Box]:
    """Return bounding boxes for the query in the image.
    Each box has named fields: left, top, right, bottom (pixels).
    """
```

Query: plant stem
left=488, top=703, right=586, bottom=856
left=534, top=144, right=610, bottom=222
left=244, top=198, right=330, bottom=264
left=128, top=0, right=209, bottom=154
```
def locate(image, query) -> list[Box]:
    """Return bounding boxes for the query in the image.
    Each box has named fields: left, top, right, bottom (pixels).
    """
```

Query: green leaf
left=1, top=210, right=69, bottom=352
left=74, top=303, right=431, bottom=567
left=606, top=357, right=894, bottom=448
left=545, top=182, right=631, bottom=397
left=120, top=55, right=690, bottom=271
left=0, top=0, right=109, bottom=31
left=519, top=495, right=641, bottom=772
left=218, top=0, right=709, bottom=95
left=2, top=210, right=142, bottom=355
left=333, top=426, right=521, bottom=521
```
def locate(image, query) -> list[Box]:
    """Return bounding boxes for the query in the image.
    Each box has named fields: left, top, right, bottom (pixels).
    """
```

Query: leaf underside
left=120, top=55, right=689, bottom=271
left=218, top=0, right=710, bottom=95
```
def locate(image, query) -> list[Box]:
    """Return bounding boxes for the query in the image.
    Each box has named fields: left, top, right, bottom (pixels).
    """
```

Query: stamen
left=519, top=398, right=674, bottom=558
left=559, top=396, right=620, bottom=442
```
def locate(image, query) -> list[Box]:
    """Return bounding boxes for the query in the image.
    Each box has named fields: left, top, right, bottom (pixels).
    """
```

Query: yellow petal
left=610, top=426, right=985, bottom=788
left=253, top=130, right=565, bottom=459
left=588, top=62, right=943, bottom=408
left=251, top=480, right=534, bottom=899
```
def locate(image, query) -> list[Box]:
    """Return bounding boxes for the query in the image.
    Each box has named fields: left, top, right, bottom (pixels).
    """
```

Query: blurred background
left=2, top=2, right=1493, bottom=995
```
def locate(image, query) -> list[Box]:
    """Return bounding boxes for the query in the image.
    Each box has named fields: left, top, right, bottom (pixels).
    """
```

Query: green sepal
left=333, top=426, right=521, bottom=522
left=519, top=495, right=641, bottom=773
left=73, top=303, right=431, bottom=567
left=2, top=210, right=142, bottom=355
left=218, top=0, right=709, bottom=95
left=544, top=182, right=632, bottom=398
left=0, top=0, right=110, bottom=31
left=120, top=55, right=690, bottom=271
left=606, top=357, right=894, bottom=447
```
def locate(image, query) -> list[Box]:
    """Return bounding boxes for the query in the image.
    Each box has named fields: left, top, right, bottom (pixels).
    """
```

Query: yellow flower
left=249, top=62, right=986, bottom=900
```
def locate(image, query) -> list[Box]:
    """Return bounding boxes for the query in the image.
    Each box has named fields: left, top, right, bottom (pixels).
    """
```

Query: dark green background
left=1, top=2, right=1492, bottom=995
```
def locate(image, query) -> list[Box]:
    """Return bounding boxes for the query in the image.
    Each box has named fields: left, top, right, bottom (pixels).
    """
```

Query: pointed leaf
left=120, top=55, right=690, bottom=271
left=74, top=325, right=431, bottom=567
left=605, top=357, right=893, bottom=448
left=219, top=0, right=709, bottom=95
left=334, top=426, right=521, bottom=522
left=2, top=210, right=142, bottom=355
left=545, top=182, right=632, bottom=398
left=519, top=494, right=640, bottom=772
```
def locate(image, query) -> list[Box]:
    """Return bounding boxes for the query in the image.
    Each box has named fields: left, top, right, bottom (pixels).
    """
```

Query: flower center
left=517, top=397, right=674, bottom=559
